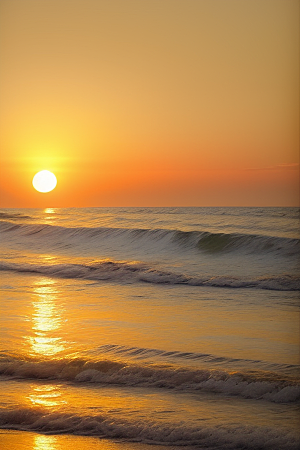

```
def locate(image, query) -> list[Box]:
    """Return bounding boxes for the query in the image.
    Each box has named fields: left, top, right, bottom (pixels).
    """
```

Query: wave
left=1, top=354, right=299, bottom=403
left=1, top=407, right=299, bottom=449
left=0, top=220, right=299, bottom=256
left=0, top=212, right=32, bottom=221
left=1, top=259, right=299, bottom=290
left=96, top=344, right=300, bottom=373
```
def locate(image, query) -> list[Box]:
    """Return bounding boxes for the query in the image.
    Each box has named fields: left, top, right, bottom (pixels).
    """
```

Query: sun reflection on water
left=28, top=278, right=66, bottom=357
left=43, top=208, right=57, bottom=224
left=29, top=384, right=65, bottom=409
left=34, top=433, right=58, bottom=450
left=40, top=254, right=57, bottom=264
left=44, top=208, right=56, bottom=214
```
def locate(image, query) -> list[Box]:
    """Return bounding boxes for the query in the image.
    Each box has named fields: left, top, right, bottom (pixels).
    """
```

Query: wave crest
left=0, top=259, right=299, bottom=290
left=1, top=354, right=299, bottom=403
left=1, top=220, right=298, bottom=256
left=0, top=407, right=299, bottom=448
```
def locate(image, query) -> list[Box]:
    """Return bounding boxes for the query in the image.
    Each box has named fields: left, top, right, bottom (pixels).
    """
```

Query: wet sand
left=0, top=430, right=186, bottom=450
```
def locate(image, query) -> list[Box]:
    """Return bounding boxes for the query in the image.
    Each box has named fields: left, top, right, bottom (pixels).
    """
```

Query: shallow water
left=0, top=207, right=299, bottom=449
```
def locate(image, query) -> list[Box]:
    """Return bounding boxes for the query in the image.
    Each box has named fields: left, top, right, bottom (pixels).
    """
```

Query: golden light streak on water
left=28, top=384, right=65, bottom=409
left=44, top=208, right=56, bottom=214
left=43, top=208, right=57, bottom=224
left=28, top=278, right=66, bottom=357
left=34, top=433, right=58, bottom=450
left=39, top=254, right=58, bottom=264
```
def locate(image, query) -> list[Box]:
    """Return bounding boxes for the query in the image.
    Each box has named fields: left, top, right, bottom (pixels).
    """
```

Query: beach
left=0, top=430, right=181, bottom=450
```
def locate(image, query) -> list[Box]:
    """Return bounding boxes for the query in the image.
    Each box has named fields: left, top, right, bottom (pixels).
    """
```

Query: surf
left=0, top=259, right=299, bottom=290
left=1, top=352, right=299, bottom=403
left=0, top=219, right=299, bottom=257
left=1, top=406, right=299, bottom=449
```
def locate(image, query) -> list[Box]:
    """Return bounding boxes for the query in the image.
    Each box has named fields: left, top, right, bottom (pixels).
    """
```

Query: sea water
left=0, top=207, right=299, bottom=449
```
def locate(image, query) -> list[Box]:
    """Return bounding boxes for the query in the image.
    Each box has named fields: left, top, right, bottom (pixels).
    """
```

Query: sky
left=0, top=0, right=299, bottom=207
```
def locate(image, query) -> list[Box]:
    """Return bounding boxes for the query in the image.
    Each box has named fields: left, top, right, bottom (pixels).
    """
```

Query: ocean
left=0, top=207, right=299, bottom=450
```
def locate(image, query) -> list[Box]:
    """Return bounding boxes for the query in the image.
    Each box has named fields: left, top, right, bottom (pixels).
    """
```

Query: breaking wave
left=0, top=220, right=299, bottom=257
left=1, top=354, right=299, bottom=403
left=1, top=407, right=299, bottom=449
left=0, top=259, right=299, bottom=290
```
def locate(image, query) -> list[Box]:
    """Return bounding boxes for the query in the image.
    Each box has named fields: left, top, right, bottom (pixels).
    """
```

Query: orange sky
left=0, top=0, right=299, bottom=207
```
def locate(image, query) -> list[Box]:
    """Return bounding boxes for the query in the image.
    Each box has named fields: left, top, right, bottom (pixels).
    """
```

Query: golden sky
left=0, top=0, right=299, bottom=207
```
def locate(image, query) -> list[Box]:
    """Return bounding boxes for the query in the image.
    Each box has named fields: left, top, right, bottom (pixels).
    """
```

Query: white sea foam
left=0, top=407, right=299, bottom=449
left=1, top=355, right=299, bottom=403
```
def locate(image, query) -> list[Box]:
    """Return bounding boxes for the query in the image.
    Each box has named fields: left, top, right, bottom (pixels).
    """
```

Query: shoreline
left=0, top=429, right=187, bottom=450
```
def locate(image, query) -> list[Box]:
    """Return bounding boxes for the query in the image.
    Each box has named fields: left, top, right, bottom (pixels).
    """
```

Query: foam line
left=1, top=355, right=299, bottom=403
left=0, top=260, right=299, bottom=290
left=0, top=407, right=299, bottom=449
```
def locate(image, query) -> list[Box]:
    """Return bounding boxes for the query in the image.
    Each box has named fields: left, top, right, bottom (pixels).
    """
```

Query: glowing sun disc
left=33, top=170, right=57, bottom=193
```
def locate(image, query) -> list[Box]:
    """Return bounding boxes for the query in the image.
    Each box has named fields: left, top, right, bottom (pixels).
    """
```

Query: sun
left=32, top=170, right=57, bottom=193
